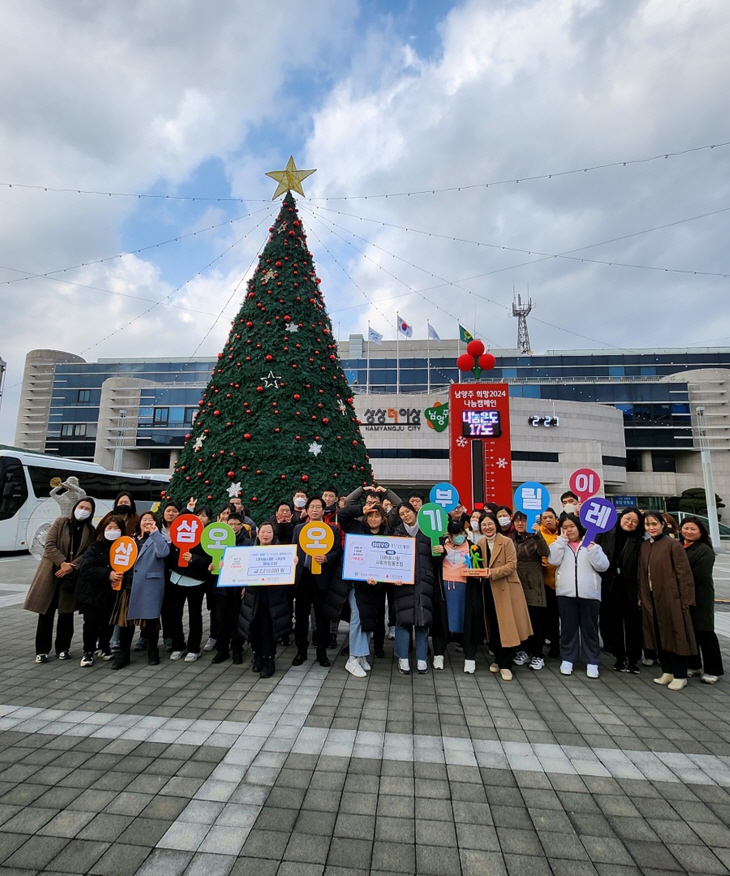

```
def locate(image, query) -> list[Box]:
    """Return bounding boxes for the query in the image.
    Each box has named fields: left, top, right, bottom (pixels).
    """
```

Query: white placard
left=217, top=544, right=297, bottom=587
left=342, top=534, right=416, bottom=584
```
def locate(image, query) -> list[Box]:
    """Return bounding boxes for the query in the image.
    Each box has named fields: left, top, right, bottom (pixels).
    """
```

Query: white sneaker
left=529, top=656, right=545, bottom=671
left=417, top=660, right=429, bottom=674
left=433, top=655, right=444, bottom=670
left=641, top=657, right=655, bottom=666
left=560, top=661, right=573, bottom=675
left=358, top=656, right=371, bottom=672
left=586, top=664, right=600, bottom=679
left=387, top=626, right=396, bottom=640
left=184, top=652, right=200, bottom=663
left=203, top=637, right=217, bottom=652
left=170, top=651, right=185, bottom=660
left=513, top=650, right=529, bottom=666
left=398, top=658, right=411, bottom=675
left=80, top=653, right=94, bottom=667
left=687, top=669, right=703, bottom=678
left=464, top=660, right=476, bottom=674
left=701, top=674, right=719, bottom=684
left=345, top=656, right=367, bottom=678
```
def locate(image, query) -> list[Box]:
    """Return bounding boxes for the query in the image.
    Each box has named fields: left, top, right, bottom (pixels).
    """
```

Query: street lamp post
left=696, top=406, right=724, bottom=553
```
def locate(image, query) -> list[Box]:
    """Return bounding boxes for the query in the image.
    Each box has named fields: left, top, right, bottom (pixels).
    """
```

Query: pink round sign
left=569, top=468, right=601, bottom=503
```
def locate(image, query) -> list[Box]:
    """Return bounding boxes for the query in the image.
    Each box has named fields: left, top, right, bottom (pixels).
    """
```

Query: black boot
left=292, top=650, right=307, bottom=666
left=260, top=658, right=275, bottom=679
left=111, top=652, right=130, bottom=670
left=212, top=650, right=230, bottom=664
left=316, top=649, right=331, bottom=668
left=252, top=653, right=264, bottom=673
left=232, top=650, right=243, bottom=665
left=148, top=648, right=160, bottom=666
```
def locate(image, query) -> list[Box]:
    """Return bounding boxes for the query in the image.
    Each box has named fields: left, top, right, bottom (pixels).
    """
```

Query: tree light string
left=0, top=141, right=727, bottom=203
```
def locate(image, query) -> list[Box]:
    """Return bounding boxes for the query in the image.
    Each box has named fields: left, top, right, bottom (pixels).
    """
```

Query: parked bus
left=0, top=446, right=169, bottom=553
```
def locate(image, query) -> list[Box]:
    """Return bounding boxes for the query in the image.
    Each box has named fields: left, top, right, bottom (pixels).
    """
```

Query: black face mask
left=114, top=504, right=131, bottom=515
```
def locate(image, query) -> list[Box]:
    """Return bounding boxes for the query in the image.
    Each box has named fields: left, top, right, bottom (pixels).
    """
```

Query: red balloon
left=466, top=339, right=485, bottom=358
left=479, top=353, right=496, bottom=370
left=457, top=353, right=474, bottom=372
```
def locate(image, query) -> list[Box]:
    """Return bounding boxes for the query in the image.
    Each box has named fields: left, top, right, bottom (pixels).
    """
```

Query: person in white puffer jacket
left=547, top=513, right=609, bottom=679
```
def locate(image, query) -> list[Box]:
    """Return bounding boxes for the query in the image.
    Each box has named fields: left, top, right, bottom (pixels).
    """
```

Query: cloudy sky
left=1, top=0, right=729, bottom=441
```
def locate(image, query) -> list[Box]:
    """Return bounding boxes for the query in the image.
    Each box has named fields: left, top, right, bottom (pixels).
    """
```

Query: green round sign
left=417, top=502, right=449, bottom=554
left=200, top=522, right=236, bottom=573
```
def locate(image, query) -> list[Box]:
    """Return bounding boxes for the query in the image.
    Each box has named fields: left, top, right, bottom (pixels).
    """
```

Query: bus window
left=26, top=465, right=164, bottom=503
left=0, top=457, right=29, bottom=521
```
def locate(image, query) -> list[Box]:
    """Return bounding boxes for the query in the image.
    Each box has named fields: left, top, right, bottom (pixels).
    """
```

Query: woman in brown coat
left=638, top=511, right=697, bottom=691
left=24, top=496, right=96, bottom=663
left=478, top=512, right=532, bottom=681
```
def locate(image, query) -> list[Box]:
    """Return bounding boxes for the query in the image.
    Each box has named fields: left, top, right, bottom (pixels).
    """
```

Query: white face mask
left=293, top=497, right=306, bottom=509
left=470, top=520, right=480, bottom=531
left=563, top=504, right=577, bottom=515
left=105, top=530, right=122, bottom=541
left=74, top=508, right=91, bottom=521
left=497, top=517, right=511, bottom=528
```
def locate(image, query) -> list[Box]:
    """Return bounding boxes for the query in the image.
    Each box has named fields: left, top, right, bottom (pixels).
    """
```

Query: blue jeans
left=348, top=588, right=370, bottom=658
left=395, top=625, right=428, bottom=662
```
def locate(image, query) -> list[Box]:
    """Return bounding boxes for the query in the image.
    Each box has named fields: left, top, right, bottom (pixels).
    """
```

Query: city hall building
left=13, top=339, right=730, bottom=511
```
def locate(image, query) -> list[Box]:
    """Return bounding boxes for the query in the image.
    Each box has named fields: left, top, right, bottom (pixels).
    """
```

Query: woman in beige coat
left=24, top=497, right=96, bottom=663
left=478, top=512, right=532, bottom=681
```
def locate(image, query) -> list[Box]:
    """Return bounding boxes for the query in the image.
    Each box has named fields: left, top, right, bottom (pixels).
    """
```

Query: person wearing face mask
left=596, top=507, right=645, bottom=674
left=291, top=491, right=309, bottom=524
left=467, top=510, right=486, bottom=545
left=95, top=492, right=139, bottom=538
left=548, top=513, right=610, bottom=679
left=681, top=517, right=723, bottom=684
left=537, top=508, right=561, bottom=659
left=431, top=520, right=469, bottom=671
left=495, top=506, right=513, bottom=537
left=25, top=497, right=97, bottom=664
left=74, top=515, right=128, bottom=667
left=511, top=511, right=550, bottom=671
left=560, top=491, right=580, bottom=517
left=639, top=512, right=697, bottom=691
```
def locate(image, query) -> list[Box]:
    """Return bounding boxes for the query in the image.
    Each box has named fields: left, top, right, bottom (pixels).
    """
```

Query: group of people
left=24, top=483, right=723, bottom=691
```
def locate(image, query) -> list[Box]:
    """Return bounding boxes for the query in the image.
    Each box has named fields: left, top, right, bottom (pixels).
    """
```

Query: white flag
left=397, top=315, right=413, bottom=337
left=368, top=326, right=383, bottom=345
left=428, top=323, right=440, bottom=342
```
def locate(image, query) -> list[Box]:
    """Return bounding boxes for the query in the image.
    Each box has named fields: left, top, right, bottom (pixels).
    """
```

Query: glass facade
left=44, top=348, right=730, bottom=464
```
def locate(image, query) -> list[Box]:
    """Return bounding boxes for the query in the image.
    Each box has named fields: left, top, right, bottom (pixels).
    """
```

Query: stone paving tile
left=3, top=586, right=730, bottom=874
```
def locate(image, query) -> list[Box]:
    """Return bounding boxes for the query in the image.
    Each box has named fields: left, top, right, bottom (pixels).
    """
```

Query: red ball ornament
left=479, top=352, right=496, bottom=371
left=352, top=440, right=358, bottom=446
left=301, top=475, right=309, bottom=482
left=265, top=354, right=273, bottom=362
left=227, top=471, right=235, bottom=478
left=466, top=339, right=485, bottom=358
left=293, top=393, right=300, bottom=400
left=322, top=418, right=329, bottom=424
left=257, top=386, right=264, bottom=393
left=213, top=410, right=221, bottom=416
left=244, top=433, right=251, bottom=440
left=457, top=353, right=474, bottom=372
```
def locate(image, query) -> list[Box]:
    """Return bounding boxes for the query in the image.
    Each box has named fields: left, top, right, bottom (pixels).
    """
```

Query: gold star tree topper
left=265, top=156, right=316, bottom=199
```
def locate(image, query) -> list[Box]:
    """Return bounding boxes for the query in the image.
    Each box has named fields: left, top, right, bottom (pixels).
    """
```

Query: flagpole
left=396, top=313, right=400, bottom=395
left=427, top=321, right=431, bottom=395
left=457, top=319, right=462, bottom=383
left=366, top=321, right=371, bottom=394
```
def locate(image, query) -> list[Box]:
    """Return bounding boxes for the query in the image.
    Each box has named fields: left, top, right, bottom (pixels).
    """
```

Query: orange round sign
left=110, top=536, right=138, bottom=574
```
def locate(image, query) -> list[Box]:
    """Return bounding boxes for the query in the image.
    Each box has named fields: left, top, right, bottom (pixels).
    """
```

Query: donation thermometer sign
left=449, top=384, right=512, bottom=509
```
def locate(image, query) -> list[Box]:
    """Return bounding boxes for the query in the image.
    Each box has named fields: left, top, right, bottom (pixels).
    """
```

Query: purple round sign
left=578, top=497, right=617, bottom=547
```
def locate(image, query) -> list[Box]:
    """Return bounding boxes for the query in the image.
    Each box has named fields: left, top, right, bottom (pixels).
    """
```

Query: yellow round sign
left=298, top=522, right=335, bottom=575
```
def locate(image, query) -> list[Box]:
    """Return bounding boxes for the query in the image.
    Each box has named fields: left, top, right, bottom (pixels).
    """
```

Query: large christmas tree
left=167, top=175, right=373, bottom=515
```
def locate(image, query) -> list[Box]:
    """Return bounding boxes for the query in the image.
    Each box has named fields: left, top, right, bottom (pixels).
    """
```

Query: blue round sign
left=513, top=482, right=550, bottom=528
left=429, top=482, right=460, bottom=512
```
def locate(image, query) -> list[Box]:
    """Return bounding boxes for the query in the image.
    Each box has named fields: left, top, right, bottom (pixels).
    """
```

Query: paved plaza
left=0, top=553, right=729, bottom=875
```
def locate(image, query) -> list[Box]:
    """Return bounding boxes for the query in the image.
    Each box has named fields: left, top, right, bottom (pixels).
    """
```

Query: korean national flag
left=397, top=315, right=413, bottom=337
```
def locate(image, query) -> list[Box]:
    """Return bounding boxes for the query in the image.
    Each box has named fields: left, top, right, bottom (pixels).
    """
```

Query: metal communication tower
left=511, top=293, right=533, bottom=355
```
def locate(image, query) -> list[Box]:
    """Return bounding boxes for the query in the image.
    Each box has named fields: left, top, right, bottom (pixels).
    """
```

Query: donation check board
left=217, top=545, right=297, bottom=588
left=342, top=535, right=416, bottom=584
